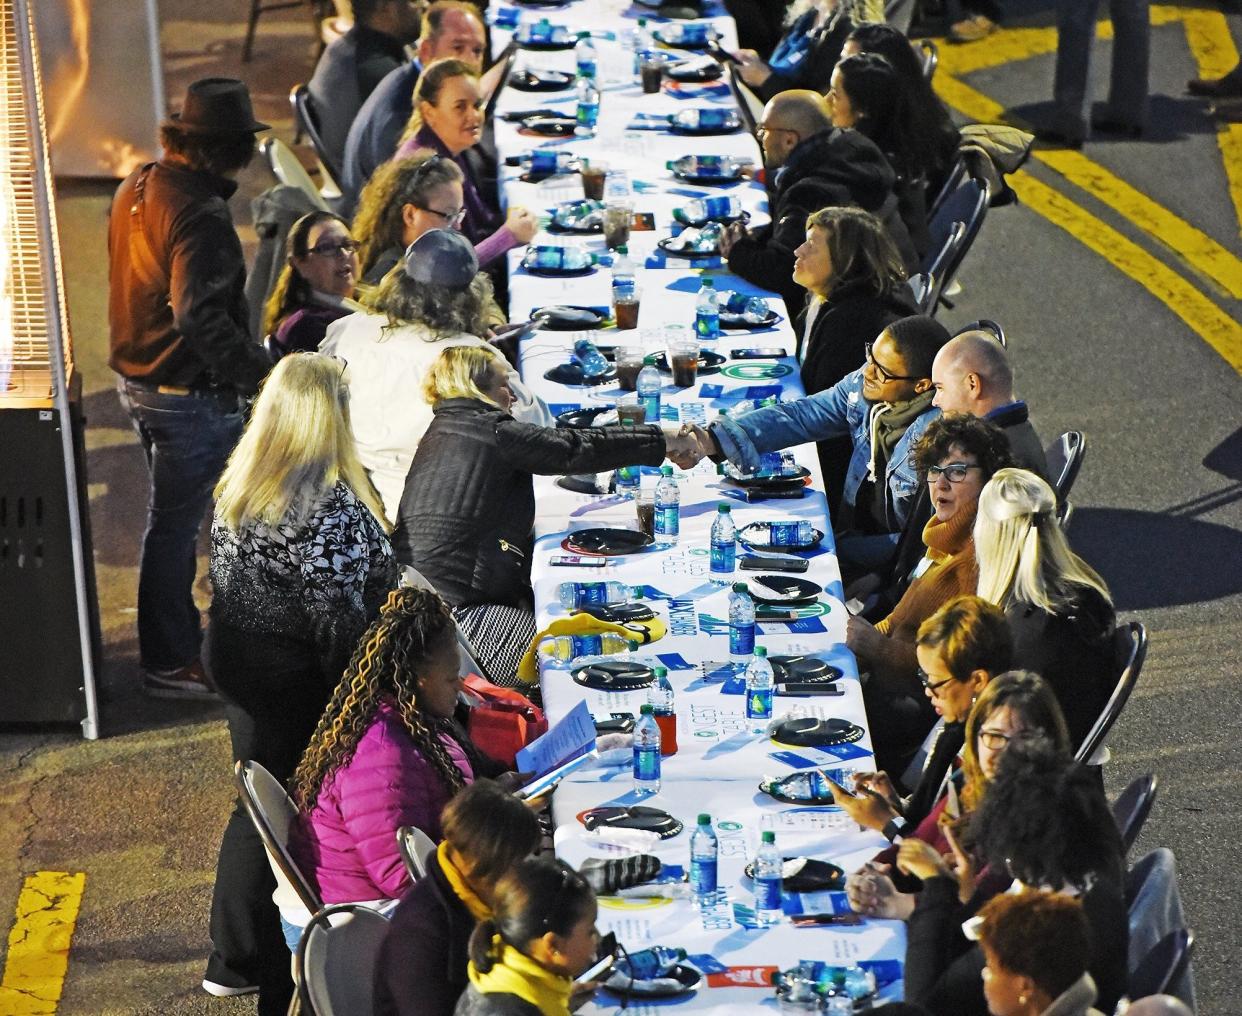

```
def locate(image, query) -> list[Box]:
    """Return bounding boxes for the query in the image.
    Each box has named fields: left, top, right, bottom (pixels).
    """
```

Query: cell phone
left=739, top=555, right=810, bottom=573
left=595, top=713, right=636, bottom=735
left=732, top=348, right=788, bottom=359
left=708, top=42, right=741, bottom=65
left=492, top=319, right=541, bottom=342
left=551, top=555, right=606, bottom=567
left=781, top=682, right=844, bottom=696
left=790, top=911, right=864, bottom=927
left=575, top=952, right=616, bottom=985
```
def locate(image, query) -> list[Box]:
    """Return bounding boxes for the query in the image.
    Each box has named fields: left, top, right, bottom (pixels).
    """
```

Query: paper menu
left=516, top=699, right=597, bottom=776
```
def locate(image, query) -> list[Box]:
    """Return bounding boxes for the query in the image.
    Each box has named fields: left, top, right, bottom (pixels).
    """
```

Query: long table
left=488, top=5, right=906, bottom=1009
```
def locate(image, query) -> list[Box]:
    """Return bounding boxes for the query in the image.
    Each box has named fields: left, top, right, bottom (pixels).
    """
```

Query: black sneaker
left=142, top=660, right=219, bottom=700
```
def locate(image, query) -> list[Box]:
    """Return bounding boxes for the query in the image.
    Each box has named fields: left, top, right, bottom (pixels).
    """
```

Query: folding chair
left=927, top=155, right=965, bottom=223
left=244, top=0, right=329, bottom=62
left=1129, top=928, right=1195, bottom=1002
left=921, top=168, right=990, bottom=312
left=295, top=904, right=391, bottom=1016
left=884, top=0, right=916, bottom=33
left=921, top=221, right=965, bottom=314
left=262, top=138, right=330, bottom=211
left=1056, top=499, right=1074, bottom=531
left=907, top=272, right=933, bottom=313
left=726, top=65, right=763, bottom=140
left=918, top=39, right=938, bottom=82
left=952, top=318, right=1006, bottom=347
left=483, top=41, right=519, bottom=122
left=396, top=825, right=437, bottom=882
left=1111, top=773, right=1158, bottom=855
left=1074, top=621, right=1147, bottom=765
left=291, top=84, right=343, bottom=197
left=1045, top=430, right=1086, bottom=503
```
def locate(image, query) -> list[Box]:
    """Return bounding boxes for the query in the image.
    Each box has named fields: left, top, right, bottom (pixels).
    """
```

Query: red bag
left=463, top=674, right=548, bottom=769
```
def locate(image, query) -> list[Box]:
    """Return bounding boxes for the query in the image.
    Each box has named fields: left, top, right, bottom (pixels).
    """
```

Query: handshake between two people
left=661, top=423, right=720, bottom=470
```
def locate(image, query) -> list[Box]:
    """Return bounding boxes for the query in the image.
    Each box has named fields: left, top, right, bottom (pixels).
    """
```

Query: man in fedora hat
left=108, top=77, right=272, bottom=704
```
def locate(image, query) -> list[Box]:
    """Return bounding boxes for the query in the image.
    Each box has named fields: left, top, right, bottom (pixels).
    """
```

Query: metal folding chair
left=952, top=318, right=1006, bottom=347
left=290, top=84, right=343, bottom=196
left=1112, top=773, right=1158, bottom=855
left=918, top=39, right=938, bottom=81
left=261, top=138, right=331, bottom=211
left=1045, top=430, right=1086, bottom=504
left=295, top=904, right=391, bottom=1016
left=396, top=825, right=437, bottom=882
left=1129, top=928, right=1195, bottom=1002
left=1075, top=621, right=1147, bottom=765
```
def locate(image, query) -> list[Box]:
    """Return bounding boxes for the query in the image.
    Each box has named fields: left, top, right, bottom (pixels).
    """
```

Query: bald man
left=931, top=330, right=1049, bottom=478
left=721, top=90, right=916, bottom=326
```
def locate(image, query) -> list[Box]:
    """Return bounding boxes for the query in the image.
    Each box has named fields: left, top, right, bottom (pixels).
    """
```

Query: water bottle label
left=634, top=744, right=660, bottom=781
left=756, top=875, right=782, bottom=911
left=571, top=635, right=603, bottom=657
left=746, top=686, right=773, bottom=721
left=691, top=858, right=718, bottom=895
left=616, top=465, right=639, bottom=488
left=531, top=150, right=559, bottom=174
left=769, top=521, right=811, bottom=545
left=705, top=196, right=733, bottom=218
left=710, top=540, right=736, bottom=573
left=730, top=621, right=755, bottom=657
left=695, top=311, right=720, bottom=342
left=612, top=278, right=636, bottom=301
left=642, top=395, right=660, bottom=420
left=578, top=582, right=607, bottom=606
left=577, top=59, right=597, bottom=79
left=577, top=103, right=599, bottom=128
left=655, top=503, right=679, bottom=537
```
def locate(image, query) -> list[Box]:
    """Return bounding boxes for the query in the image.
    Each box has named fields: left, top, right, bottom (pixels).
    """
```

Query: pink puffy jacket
left=289, top=699, right=475, bottom=903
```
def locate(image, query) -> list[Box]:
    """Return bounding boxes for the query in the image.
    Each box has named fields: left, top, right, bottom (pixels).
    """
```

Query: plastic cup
left=641, top=55, right=665, bottom=94
left=636, top=487, right=656, bottom=537
left=615, top=347, right=644, bottom=391
left=669, top=335, right=700, bottom=387
left=581, top=160, right=607, bottom=201
left=603, top=202, right=632, bottom=249
left=614, top=288, right=641, bottom=330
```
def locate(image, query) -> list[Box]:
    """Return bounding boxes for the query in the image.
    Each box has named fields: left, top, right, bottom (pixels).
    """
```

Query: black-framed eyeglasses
left=865, top=341, right=920, bottom=383
left=918, top=667, right=956, bottom=695
left=926, top=462, right=982, bottom=484
left=978, top=727, right=1025, bottom=751
left=413, top=203, right=466, bottom=227
left=756, top=123, right=797, bottom=140
left=306, top=239, right=359, bottom=257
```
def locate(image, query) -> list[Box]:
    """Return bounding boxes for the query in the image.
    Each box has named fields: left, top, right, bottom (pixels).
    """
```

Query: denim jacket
left=710, top=367, right=939, bottom=537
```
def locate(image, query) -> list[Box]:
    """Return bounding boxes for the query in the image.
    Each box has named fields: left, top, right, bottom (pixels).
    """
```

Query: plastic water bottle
left=690, top=813, right=719, bottom=907
left=539, top=634, right=639, bottom=662
left=612, top=245, right=636, bottom=306
left=654, top=466, right=680, bottom=546
left=637, top=356, right=661, bottom=422
left=695, top=277, right=720, bottom=342
left=710, top=503, right=736, bottom=583
left=557, top=580, right=640, bottom=610
left=632, top=18, right=652, bottom=80
left=633, top=703, right=662, bottom=794
left=626, top=946, right=686, bottom=980
left=648, top=664, right=674, bottom=715
left=523, top=150, right=577, bottom=176
left=615, top=420, right=640, bottom=494
left=572, top=337, right=610, bottom=378
left=574, top=31, right=597, bottom=80
left=575, top=75, right=600, bottom=136
left=745, top=646, right=774, bottom=729
left=754, top=830, right=782, bottom=927
left=824, top=990, right=853, bottom=1016
left=729, top=582, right=755, bottom=667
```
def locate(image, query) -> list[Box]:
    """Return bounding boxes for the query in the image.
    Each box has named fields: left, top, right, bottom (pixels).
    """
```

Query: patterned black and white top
left=209, top=482, right=398, bottom=677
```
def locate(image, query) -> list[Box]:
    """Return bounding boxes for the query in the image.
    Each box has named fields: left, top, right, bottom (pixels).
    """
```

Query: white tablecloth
left=487, top=3, right=908, bottom=1007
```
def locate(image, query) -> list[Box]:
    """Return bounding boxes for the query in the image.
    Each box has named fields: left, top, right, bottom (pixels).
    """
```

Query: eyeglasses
left=756, top=123, right=797, bottom=139
left=864, top=341, right=921, bottom=383
left=918, top=668, right=956, bottom=695
left=978, top=727, right=1025, bottom=751
left=413, top=203, right=466, bottom=227
left=926, top=462, right=982, bottom=484
left=306, top=239, right=359, bottom=257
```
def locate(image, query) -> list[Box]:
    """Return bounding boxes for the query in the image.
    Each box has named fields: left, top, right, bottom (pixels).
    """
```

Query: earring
left=1018, top=996, right=1027, bottom=1007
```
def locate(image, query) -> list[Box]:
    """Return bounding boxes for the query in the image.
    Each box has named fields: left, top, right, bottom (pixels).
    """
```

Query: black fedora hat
left=167, top=78, right=270, bottom=134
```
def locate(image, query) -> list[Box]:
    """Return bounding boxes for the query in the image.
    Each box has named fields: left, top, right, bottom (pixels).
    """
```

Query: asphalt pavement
left=0, top=1, right=1239, bottom=1013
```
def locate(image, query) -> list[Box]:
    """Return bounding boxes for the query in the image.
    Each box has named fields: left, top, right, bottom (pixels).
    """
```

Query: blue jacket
left=710, top=367, right=939, bottom=537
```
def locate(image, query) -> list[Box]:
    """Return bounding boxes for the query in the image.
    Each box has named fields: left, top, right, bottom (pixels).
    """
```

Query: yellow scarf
left=467, top=937, right=573, bottom=1016
left=437, top=842, right=491, bottom=922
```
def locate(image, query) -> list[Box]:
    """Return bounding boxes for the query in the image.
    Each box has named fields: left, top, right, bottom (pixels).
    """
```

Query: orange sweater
left=864, top=505, right=979, bottom=687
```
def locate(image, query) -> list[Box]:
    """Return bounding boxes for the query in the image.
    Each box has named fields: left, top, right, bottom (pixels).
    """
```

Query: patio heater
left=0, top=0, right=101, bottom=738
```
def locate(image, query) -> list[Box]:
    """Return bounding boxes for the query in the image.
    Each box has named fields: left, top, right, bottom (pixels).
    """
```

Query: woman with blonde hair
left=287, top=587, right=511, bottom=930
left=390, top=59, right=537, bottom=267
left=392, top=345, right=699, bottom=685
left=204, top=352, right=397, bottom=1009
left=974, top=468, right=1116, bottom=749
left=322, top=228, right=548, bottom=522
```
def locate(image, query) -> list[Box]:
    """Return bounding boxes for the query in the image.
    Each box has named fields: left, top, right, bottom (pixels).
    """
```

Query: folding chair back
left=262, top=137, right=330, bottom=211
left=484, top=42, right=519, bottom=121
left=927, top=155, right=965, bottom=223
left=1124, top=848, right=1197, bottom=1009
left=296, top=904, right=391, bottom=1016
left=291, top=83, right=343, bottom=194
left=396, top=825, right=437, bottom=882
left=918, top=39, right=938, bottom=81
left=884, top=0, right=916, bottom=32
left=1056, top=499, right=1074, bottom=531
left=1129, top=928, right=1195, bottom=1002
left=234, top=761, right=323, bottom=917
left=726, top=65, right=763, bottom=139
left=952, top=318, right=1006, bottom=347
left=1046, top=430, right=1086, bottom=503
left=1112, top=773, right=1158, bottom=854
left=922, top=173, right=989, bottom=303
left=1075, top=621, right=1147, bottom=765
left=921, top=221, right=965, bottom=314
left=907, top=272, right=933, bottom=313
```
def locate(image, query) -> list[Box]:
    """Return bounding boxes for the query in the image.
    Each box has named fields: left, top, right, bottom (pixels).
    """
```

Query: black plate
left=556, top=405, right=615, bottom=428
left=671, top=167, right=744, bottom=185
left=520, top=115, right=579, bottom=136
left=521, top=254, right=595, bottom=278
left=544, top=364, right=616, bottom=386
left=738, top=521, right=823, bottom=552
left=657, top=235, right=720, bottom=259
left=510, top=69, right=575, bottom=91
left=572, top=660, right=655, bottom=691
left=728, top=466, right=810, bottom=488
left=771, top=655, right=842, bottom=685
left=666, top=60, right=724, bottom=83
left=577, top=602, right=657, bottom=623
left=514, top=32, right=576, bottom=50
left=557, top=473, right=613, bottom=494
left=582, top=806, right=683, bottom=839
left=565, top=527, right=654, bottom=555
left=651, top=349, right=726, bottom=375
left=721, top=308, right=783, bottom=330
left=501, top=107, right=562, bottom=123
left=771, top=716, right=864, bottom=748
left=743, top=857, right=846, bottom=892
left=747, top=575, right=821, bottom=605
left=532, top=305, right=608, bottom=330
left=606, top=963, right=702, bottom=997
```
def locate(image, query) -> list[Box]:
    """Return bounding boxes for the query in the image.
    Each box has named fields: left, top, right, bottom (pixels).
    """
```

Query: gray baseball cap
left=403, top=229, right=479, bottom=290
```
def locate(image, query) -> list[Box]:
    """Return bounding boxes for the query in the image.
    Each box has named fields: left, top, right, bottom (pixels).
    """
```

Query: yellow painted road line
left=935, top=73, right=1242, bottom=299
left=1180, top=7, right=1242, bottom=238
left=0, top=872, right=86, bottom=1015
left=1012, top=169, right=1242, bottom=371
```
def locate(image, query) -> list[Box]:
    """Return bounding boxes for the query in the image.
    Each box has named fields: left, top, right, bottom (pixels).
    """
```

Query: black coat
left=373, top=852, right=476, bottom=1016
left=1007, top=585, right=1117, bottom=752
left=393, top=399, right=666, bottom=608
left=727, top=129, right=918, bottom=324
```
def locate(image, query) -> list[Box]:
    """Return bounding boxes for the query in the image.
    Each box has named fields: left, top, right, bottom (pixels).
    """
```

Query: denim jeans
left=1053, top=0, right=1150, bottom=137
left=117, top=378, right=243, bottom=670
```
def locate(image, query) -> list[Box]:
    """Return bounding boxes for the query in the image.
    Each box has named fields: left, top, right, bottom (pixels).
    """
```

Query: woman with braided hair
left=286, top=586, right=509, bottom=944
